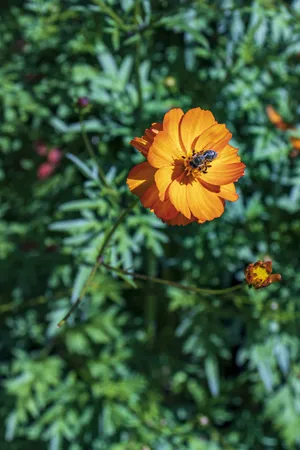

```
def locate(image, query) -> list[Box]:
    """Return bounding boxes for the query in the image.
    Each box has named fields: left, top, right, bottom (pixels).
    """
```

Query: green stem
left=134, top=1, right=143, bottom=116
left=0, top=289, right=71, bottom=315
left=135, top=39, right=143, bottom=116
left=57, top=198, right=140, bottom=327
left=145, top=251, right=157, bottom=345
left=102, top=262, right=245, bottom=296
left=79, top=115, right=108, bottom=187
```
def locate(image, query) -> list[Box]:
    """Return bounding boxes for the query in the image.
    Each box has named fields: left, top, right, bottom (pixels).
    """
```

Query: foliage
left=1, top=0, right=300, bottom=449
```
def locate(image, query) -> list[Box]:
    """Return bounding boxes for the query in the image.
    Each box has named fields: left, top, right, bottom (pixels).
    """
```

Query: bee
left=189, top=149, right=217, bottom=173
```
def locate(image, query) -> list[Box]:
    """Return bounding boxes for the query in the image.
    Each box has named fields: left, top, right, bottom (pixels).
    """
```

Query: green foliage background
left=1, top=0, right=300, bottom=449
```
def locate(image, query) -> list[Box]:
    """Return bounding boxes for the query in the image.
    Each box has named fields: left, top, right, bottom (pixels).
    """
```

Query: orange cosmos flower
left=290, top=136, right=300, bottom=158
left=266, top=106, right=300, bottom=157
left=245, top=260, right=282, bottom=289
left=127, top=108, right=245, bottom=225
left=266, top=106, right=292, bottom=130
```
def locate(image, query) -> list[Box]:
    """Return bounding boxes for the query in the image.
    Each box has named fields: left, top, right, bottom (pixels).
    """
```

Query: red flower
left=48, top=148, right=63, bottom=165
left=37, top=163, right=55, bottom=180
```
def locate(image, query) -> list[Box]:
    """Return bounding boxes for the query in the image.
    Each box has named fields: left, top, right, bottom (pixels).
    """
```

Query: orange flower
left=127, top=108, right=245, bottom=225
left=291, top=137, right=300, bottom=150
left=245, top=260, right=282, bottom=289
left=266, top=105, right=291, bottom=130
left=266, top=106, right=300, bottom=158
left=290, top=136, right=300, bottom=158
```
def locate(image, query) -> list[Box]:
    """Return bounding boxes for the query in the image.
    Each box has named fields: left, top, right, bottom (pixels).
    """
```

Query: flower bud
left=34, top=141, right=47, bottom=156
left=48, top=148, right=63, bottom=165
left=77, top=97, right=89, bottom=108
left=37, top=163, right=55, bottom=180
left=245, top=260, right=282, bottom=289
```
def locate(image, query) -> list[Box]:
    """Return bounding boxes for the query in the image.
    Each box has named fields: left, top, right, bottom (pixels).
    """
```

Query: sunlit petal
left=148, top=131, right=184, bottom=168
left=180, top=108, right=216, bottom=153
left=163, top=108, right=185, bottom=152
left=168, top=173, right=191, bottom=219
left=155, top=165, right=184, bottom=201
left=193, top=124, right=232, bottom=153
left=127, top=162, right=156, bottom=197
left=187, top=178, right=224, bottom=221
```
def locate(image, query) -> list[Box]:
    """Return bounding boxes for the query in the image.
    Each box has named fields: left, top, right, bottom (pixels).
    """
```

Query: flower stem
left=134, top=2, right=143, bottom=116
left=57, top=198, right=140, bottom=327
left=135, top=39, right=143, bottom=116
left=102, top=263, right=245, bottom=296
left=79, top=115, right=108, bottom=187
left=145, top=251, right=157, bottom=346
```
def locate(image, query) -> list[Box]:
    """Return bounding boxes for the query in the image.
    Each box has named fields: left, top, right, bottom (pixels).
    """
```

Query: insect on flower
left=188, top=149, right=217, bottom=172
left=127, top=107, right=245, bottom=225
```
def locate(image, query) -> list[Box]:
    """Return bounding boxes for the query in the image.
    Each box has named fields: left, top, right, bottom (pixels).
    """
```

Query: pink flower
left=37, top=163, right=55, bottom=180
left=34, top=141, right=47, bottom=156
left=47, top=148, right=62, bottom=165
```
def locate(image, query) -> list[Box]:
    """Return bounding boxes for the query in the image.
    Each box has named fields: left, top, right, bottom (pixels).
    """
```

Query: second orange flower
left=127, top=107, right=245, bottom=225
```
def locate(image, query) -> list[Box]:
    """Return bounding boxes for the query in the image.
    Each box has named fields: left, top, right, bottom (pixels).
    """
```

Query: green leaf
left=66, top=153, right=95, bottom=179
left=205, top=356, right=220, bottom=397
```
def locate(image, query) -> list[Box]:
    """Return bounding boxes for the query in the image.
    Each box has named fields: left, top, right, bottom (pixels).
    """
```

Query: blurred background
left=1, top=1, right=300, bottom=449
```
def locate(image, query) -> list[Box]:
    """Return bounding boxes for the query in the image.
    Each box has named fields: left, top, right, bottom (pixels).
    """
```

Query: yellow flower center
left=252, top=266, right=269, bottom=282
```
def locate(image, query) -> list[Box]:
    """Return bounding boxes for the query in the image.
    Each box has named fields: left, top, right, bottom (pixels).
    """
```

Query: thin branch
left=0, top=289, right=70, bottom=315
left=57, top=198, right=140, bottom=327
left=102, top=262, right=245, bottom=296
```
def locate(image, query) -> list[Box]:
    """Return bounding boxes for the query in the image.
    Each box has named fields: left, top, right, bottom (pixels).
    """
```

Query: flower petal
left=153, top=197, right=178, bottom=221
left=291, top=137, right=300, bottom=150
left=180, top=108, right=216, bottom=153
left=214, top=144, right=241, bottom=163
left=141, top=183, right=160, bottom=209
left=193, top=124, right=232, bottom=153
left=218, top=183, right=239, bottom=202
left=154, top=165, right=184, bottom=201
left=165, top=212, right=197, bottom=226
left=130, top=122, right=162, bottom=157
left=199, top=178, right=221, bottom=193
left=269, top=274, right=282, bottom=283
left=168, top=173, right=191, bottom=219
left=202, top=162, right=245, bottom=185
left=137, top=181, right=178, bottom=221
left=148, top=130, right=184, bottom=168
left=130, top=137, right=149, bottom=158
left=266, top=106, right=290, bottom=130
left=186, top=178, right=224, bottom=221
left=163, top=108, right=185, bottom=152
left=126, top=162, right=156, bottom=197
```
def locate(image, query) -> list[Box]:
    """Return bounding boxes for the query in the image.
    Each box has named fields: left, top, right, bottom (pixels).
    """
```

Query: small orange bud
left=245, top=260, right=282, bottom=289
